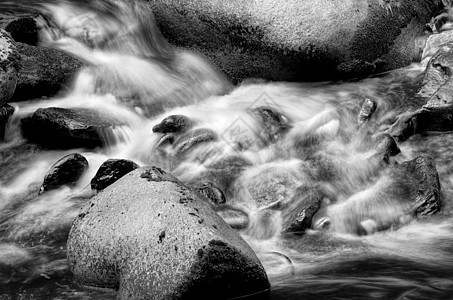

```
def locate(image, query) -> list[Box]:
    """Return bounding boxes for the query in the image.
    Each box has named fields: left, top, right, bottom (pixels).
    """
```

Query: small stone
left=90, top=159, right=139, bottom=191
left=193, top=182, right=226, bottom=205
left=152, top=114, right=193, bottom=134
left=251, top=106, right=292, bottom=143
left=40, top=153, right=88, bottom=194
left=358, top=98, right=377, bottom=125
left=374, top=133, right=400, bottom=156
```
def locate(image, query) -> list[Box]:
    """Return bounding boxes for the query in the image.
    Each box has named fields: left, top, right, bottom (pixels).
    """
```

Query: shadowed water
left=1, top=1, right=453, bottom=299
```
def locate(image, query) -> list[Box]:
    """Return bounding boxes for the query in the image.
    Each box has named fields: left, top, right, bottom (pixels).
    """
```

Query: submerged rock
left=12, top=42, right=82, bottom=101
left=5, top=17, right=38, bottom=46
left=282, top=186, right=323, bottom=234
left=40, top=153, right=88, bottom=194
left=0, top=29, right=20, bottom=107
left=236, top=165, right=301, bottom=208
left=186, top=155, right=253, bottom=197
left=374, top=133, right=400, bottom=156
left=153, top=114, right=193, bottom=134
left=400, top=156, right=441, bottom=216
left=216, top=206, right=249, bottom=230
left=173, top=128, right=217, bottom=158
left=151, top=0, right=438, bottom=81
left=358, top=98, right=377, bottom=125
left=21, top=107, right=122, bottom=149
left=315, top=155, right=440, bottom=235
left=251, top=106, right=292, bottom=143
left=193, top=182, right=227, bottom=205
left=90, top=159, right=139, bottom=191
left=0, top=104, right=14, bottom=141
left=68, top=166, right=270, bottom=299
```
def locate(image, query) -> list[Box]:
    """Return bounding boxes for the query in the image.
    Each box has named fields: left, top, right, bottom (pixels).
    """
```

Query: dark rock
left=90, top=159, right=139, bottom=191
left=153, top=114, right=193, bottom=134
left=399, top=156, right=441, bottom=216
left=151, top=0, right=438, bottom=82
left=68, top=166, right=270, bottom=299
left=374, top=133, right=400, bottom=156
left=5, top=17, right=38, bottom=46
left=12, top=42, right=82, bottom=101
left=173, top=128, right=217, bottom=158
left=193, top=182, right=226, bottom=205
left=251, top=106, right=292, bottom=143
left=40, top=153, right=88, bottom=194
left=216, top=206, right=249, bottom=230
left=358, top=98, right=377, bottom=125
left=388, top=106, right=453, bottom=141
left=0, top=104, right=14, bottom=141
left=0, top=29, right=20, bottom=106
left=21, top=107, right=122, bottom=149
left=282, top=186, right=323, bottom=234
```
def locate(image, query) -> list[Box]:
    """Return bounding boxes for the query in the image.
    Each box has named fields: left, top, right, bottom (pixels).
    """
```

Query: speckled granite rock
left=150, top=0, right=439, bottom=81
left=68, top=166, right=270, bottom=300
left=0, top=29, right=19, bottom=106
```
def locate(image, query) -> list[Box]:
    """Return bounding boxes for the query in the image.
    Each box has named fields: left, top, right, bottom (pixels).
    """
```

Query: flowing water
left=1, top=1, right=453, bottom=299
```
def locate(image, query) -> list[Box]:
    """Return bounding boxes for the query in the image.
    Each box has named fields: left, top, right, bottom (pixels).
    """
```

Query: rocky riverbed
left=2, top=1, right=453, bottom=299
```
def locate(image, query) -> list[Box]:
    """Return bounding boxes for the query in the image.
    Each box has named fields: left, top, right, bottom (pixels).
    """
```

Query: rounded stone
left=68, top=166, right=270, bottom=300
left=40, top=153, right=89, bottom=194
left=90, top=159, right=140, bottom=191
left=0, top=29, right=20, bottom=106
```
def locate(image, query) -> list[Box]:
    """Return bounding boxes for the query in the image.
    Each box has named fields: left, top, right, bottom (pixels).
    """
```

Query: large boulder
left=12, top=42, right=82, bottom=101
left=150, top=0, right=439, bottom=82
left=40, top=153, right=89, bottom=194
left=21, top=107, right=123, bottom=149
left=68, top=166, right=270, bottom=300
left=0, top=29, right=20, bottom=106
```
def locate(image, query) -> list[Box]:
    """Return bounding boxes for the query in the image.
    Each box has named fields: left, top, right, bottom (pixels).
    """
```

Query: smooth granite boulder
left=68, top=166, right=270, bottom=300
left=151, top=0, right=439, bottom=81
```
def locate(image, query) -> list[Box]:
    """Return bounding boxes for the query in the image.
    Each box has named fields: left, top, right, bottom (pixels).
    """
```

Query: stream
left=1, top=1, right=453, bottom=300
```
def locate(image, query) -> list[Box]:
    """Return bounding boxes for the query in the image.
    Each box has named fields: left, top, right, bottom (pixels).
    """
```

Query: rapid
left=1, top=1, right=453, bottom=299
